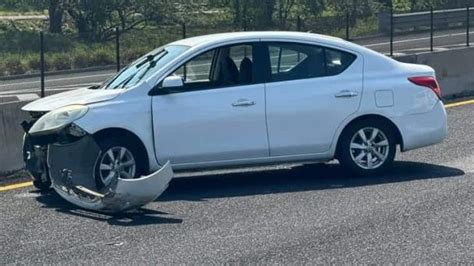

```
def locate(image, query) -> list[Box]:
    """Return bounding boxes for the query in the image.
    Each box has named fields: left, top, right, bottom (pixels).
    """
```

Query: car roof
left=171, top=31, right=362, bottom=52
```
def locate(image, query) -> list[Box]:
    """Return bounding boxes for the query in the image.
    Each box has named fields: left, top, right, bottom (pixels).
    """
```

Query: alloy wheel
left=349, top=127, right=390, bottom=170
left=98, top=146, right=136, bottom=187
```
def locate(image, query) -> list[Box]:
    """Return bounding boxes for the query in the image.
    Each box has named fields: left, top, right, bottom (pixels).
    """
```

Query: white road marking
left=53, top=83, right=101, bottom=89
left=0, top=86, right=91, bottom=96
left=0, top=73, right=113, bottom=87
left=16, top=93, right=39, bottom=101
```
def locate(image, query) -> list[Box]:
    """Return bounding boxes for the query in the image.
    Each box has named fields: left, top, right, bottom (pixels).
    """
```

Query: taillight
left=408, top=76, right=442, bottom=99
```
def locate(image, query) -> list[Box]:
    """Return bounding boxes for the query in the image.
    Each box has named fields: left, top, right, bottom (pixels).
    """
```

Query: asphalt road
left=1, top=102, right=473, bottom=264
left=0, top=27, right=473, bottom=98
left=0, top=68, right=114, bottom=97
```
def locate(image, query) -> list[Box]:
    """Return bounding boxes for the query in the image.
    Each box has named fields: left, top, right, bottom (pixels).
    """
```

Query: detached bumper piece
left=47, top=135, right=173, bottom=213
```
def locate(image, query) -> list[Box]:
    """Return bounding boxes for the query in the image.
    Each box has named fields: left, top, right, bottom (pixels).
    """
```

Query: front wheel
left=94, top=137, right=143, bottom=189
left=32, top=176, right=52, bottom=191
left=338, top=120, right=397, bottom=176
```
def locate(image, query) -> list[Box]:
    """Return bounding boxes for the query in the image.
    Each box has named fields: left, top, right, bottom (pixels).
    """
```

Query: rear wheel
left=94, top=137, right=143, bottom=189
left=338, top=120, right=396, bottom=176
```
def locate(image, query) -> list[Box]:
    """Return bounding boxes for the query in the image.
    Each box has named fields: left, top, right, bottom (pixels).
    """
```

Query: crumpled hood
left=22, top=88, right=122, bottom=112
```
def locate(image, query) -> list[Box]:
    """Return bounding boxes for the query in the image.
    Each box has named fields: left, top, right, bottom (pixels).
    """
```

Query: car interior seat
left=239, top=57, right=253, bottom=84
left=217, top=56, right=239, bottom=86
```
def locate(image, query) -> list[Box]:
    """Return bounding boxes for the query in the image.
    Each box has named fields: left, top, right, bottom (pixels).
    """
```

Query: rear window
left=325, top=48, right=356, bottom=76
left=266, top=42, right=356, bottom=83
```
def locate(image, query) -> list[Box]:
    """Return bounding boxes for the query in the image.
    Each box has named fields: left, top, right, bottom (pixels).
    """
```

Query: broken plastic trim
left=47, top=135, right=173, bottom=213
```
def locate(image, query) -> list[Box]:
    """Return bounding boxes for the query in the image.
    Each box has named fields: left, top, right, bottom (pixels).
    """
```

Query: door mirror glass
left=162, top=75, right=184, bottom=88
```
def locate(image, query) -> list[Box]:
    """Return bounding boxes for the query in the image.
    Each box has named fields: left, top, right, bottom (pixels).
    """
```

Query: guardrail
left=378, top=7, right=473, bottom=56
left=379, top=7, right=473, bottom=34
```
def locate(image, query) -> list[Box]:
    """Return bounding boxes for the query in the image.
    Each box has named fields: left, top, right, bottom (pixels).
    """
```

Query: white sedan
left=23, top=31, right=447, bottom=196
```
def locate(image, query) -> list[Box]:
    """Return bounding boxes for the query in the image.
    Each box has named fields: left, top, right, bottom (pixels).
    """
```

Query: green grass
left=0, top=26, right=183, bottom=76
left=0, top=49, right=116, bottom=76
left=329, top=16, right=379, bottom=39
left=0, top=22, right=240, bottom=76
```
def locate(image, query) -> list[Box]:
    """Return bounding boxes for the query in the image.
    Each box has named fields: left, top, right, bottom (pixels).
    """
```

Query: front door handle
left=335, top=90, right=359, bottom=98
left=232, top=99, right=256, bottom=107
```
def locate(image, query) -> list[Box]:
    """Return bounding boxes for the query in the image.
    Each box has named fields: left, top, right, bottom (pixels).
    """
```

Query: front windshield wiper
left=113, top=73, right=138, bottom=89
left=135, top=49, right=165, bottom=69
left=136, top=50, right=169, bottom=81
left=108, top=50, right=168, bottom=89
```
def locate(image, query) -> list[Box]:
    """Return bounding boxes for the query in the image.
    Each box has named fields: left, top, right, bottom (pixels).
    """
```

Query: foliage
left=1, top=0, right=473, bottom=76
left=3, top=54, right=28, bottom=75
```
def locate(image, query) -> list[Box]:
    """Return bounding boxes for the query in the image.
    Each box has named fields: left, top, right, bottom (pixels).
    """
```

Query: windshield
left=101, top=45, right=190, bottom=89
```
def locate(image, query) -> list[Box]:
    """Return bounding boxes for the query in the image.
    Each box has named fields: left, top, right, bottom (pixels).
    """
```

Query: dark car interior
left=166, top=42, right=356, bottom=93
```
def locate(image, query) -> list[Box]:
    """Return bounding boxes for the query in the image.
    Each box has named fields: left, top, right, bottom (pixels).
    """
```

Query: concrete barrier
left=0, top=100, right=31, bottom=174
left=395, top=46, right=474, bottom=99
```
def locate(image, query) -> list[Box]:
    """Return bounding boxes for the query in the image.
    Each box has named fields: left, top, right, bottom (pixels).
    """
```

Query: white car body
left=23, top=31, right=448, bottom=174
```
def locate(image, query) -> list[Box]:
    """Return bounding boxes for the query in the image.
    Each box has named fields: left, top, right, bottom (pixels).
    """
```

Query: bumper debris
left=44, top=135, right=173, bottom=213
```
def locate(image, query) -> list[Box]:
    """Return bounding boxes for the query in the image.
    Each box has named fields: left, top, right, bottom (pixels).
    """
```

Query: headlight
left=29, top=105, right=89, bottom=135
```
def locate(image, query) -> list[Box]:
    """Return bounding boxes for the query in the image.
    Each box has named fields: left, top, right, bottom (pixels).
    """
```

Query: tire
left=31, top=174, right=52, bottom=191
left=94, top=137, right=144, bottom=189
left=337, top=119, right=397, bottom=176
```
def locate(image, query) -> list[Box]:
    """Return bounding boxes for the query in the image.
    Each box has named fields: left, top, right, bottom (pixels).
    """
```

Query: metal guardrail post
left=297, top=16, right=302, bottom=31
left=40, top=31, right=45, bottom=98
left=468, top=5, right=471, bottom=47
left=346, top=12, right=350, bottom=41
left=390, top=4, right=394, bottom=56
left=243, top=16, right=247, bottom=31
left=115, top=27, right=120, bottom=72
left=182, top=22, right=186, bottom=39
left=430, top=7, right=434, bottom=52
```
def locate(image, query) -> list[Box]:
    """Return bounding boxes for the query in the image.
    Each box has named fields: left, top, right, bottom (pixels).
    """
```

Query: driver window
left=174, top=49, right=215, bottom=84
left=169, top=43, right=255, bottom=92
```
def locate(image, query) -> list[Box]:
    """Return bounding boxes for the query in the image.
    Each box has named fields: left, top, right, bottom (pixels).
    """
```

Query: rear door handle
left=232, top=99, right=256, bottom=107
left=335, top=90, right=359, bottom=98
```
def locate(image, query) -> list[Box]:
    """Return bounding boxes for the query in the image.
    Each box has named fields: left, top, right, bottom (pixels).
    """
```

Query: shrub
left=121, top=47, right=148, bottom=65
left=49, top=53, right=72, bottom=70
left=44, top=33, right=75, bottom=53
left=90, top=47, right=114, bottom=66
left=3, top=55, right=27, bottom=75
left=0, top=31, right=75, bottom=54
left=25, top=54, right=52, bottom=72
left=72, top=49, right=93, bottom=69
left=25, top=54, right=41, bottom=71
left=0, top=62, right=7, bottom=76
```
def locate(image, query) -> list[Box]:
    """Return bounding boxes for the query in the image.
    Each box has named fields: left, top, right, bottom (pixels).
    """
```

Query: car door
left=151, top=43, right=269, bottom=165
left=263, top=42, right=363, bottom=156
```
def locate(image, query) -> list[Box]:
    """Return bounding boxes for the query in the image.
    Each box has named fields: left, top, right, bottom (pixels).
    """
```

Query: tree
left=0, top=0, right=65, bottom=33
left=48, top=0, right=64, bottom=33
left=64, top=0, right=170, bottom=41
left=276, top=0, right=295, bottom=28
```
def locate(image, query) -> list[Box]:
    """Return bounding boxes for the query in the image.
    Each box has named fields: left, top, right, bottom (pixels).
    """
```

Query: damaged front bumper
left=23, top=121, right=173, bottom=213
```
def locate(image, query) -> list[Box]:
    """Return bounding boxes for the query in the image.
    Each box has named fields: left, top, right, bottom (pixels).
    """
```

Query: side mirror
left=162, top=75, right=184, bottom=88
left=149, top=76, right=184, bottom=96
